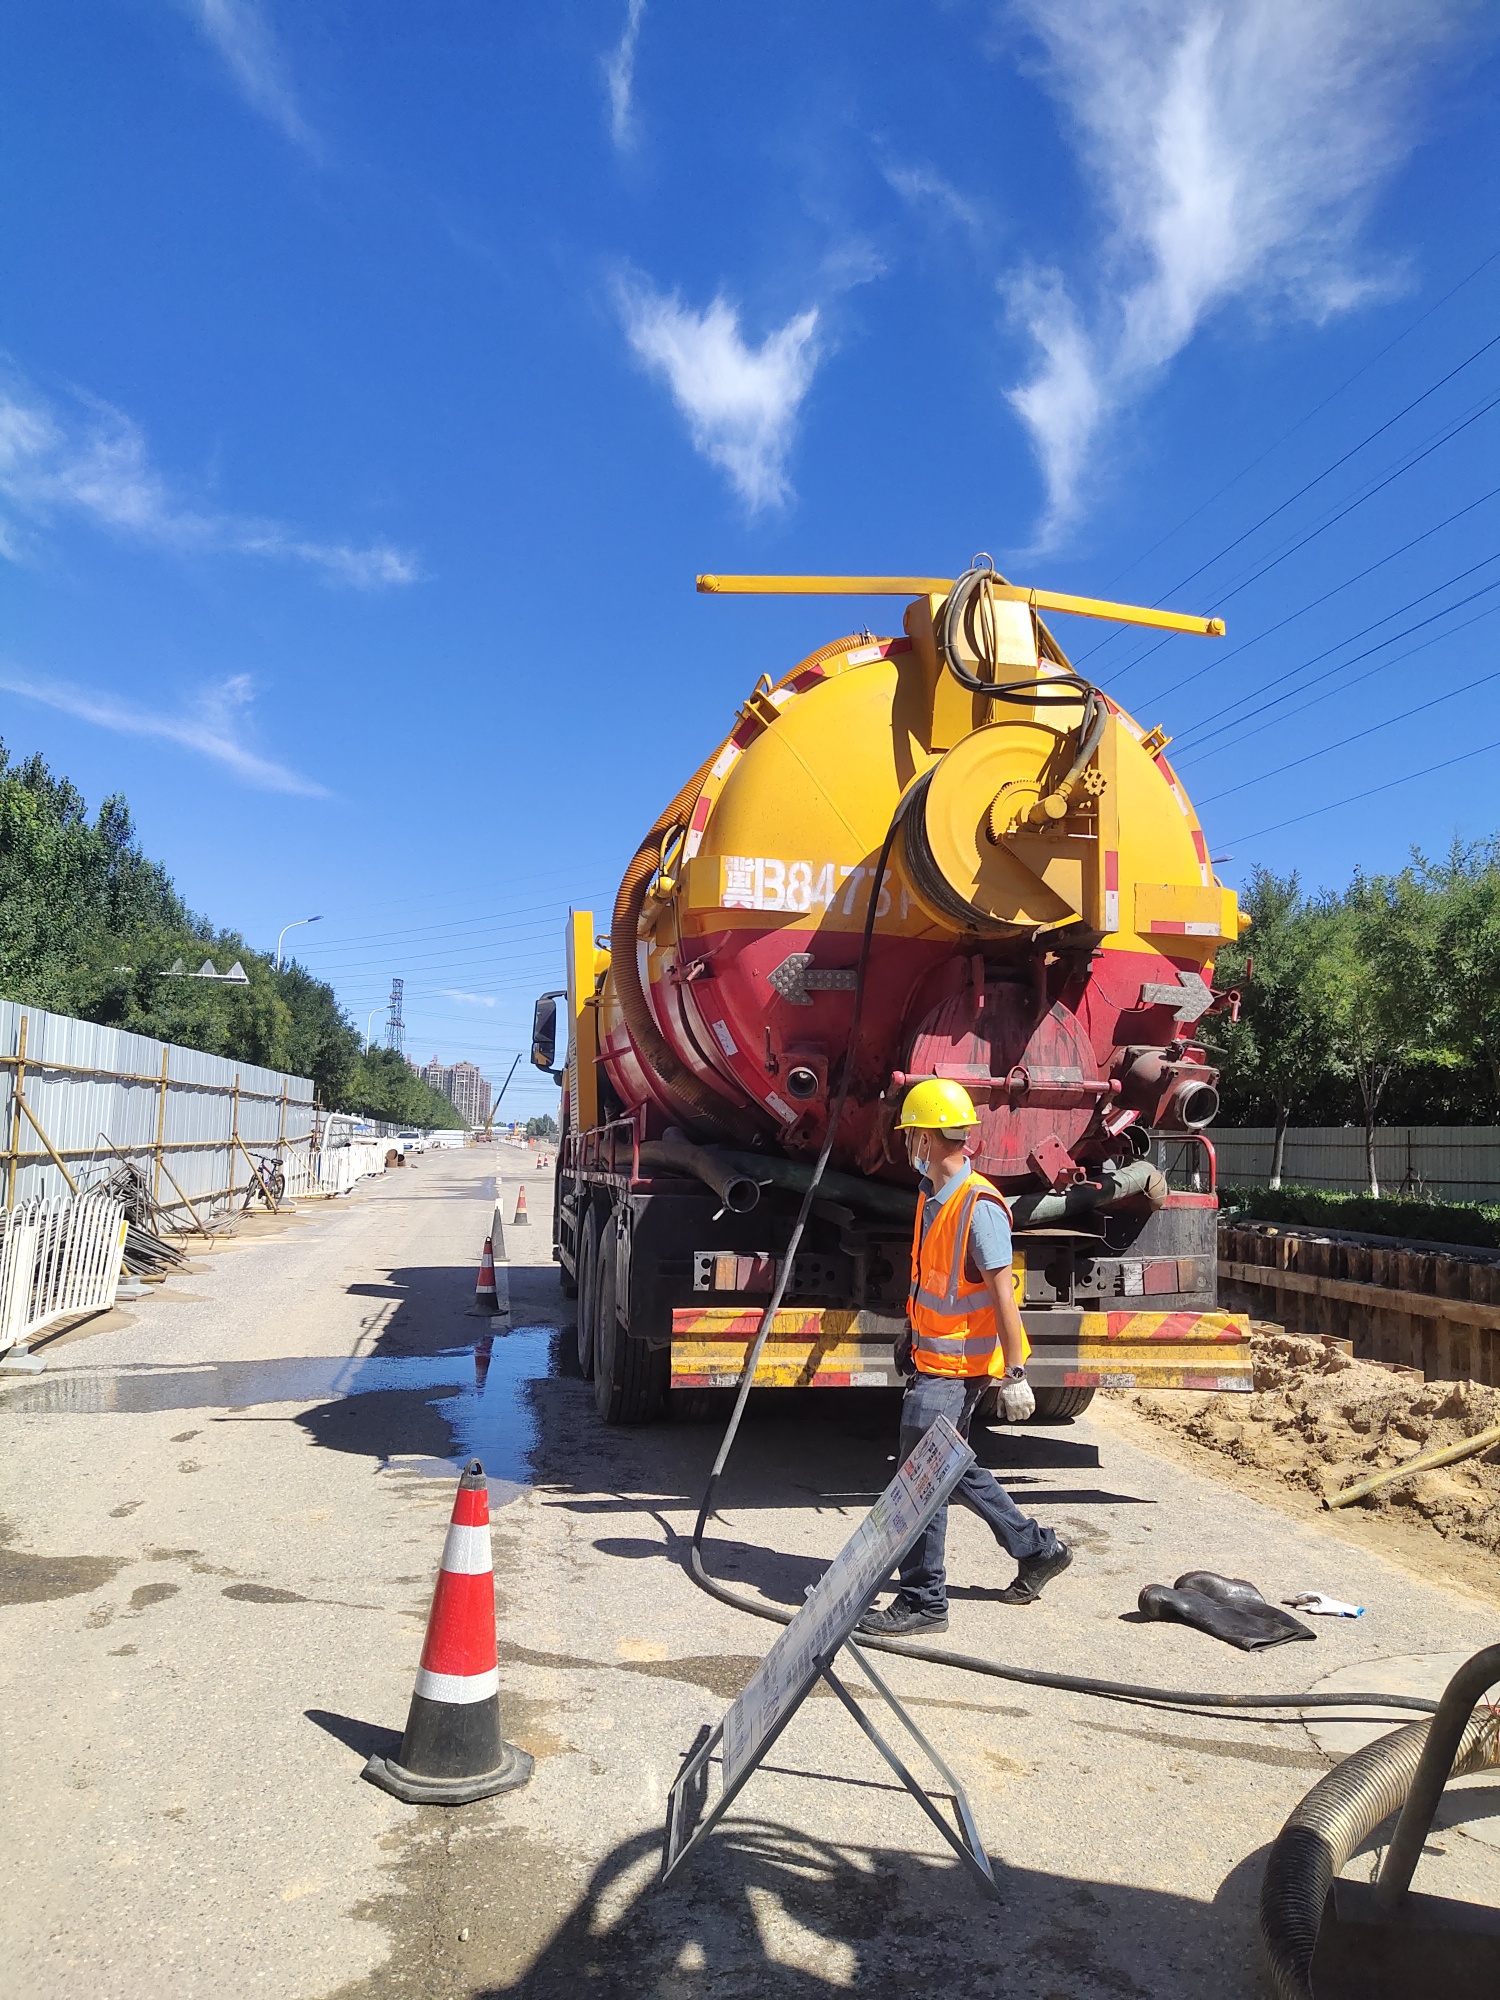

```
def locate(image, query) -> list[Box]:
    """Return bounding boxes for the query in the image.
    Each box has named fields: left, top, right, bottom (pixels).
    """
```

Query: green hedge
left=1220, top=1183, right=1500, bottom=1251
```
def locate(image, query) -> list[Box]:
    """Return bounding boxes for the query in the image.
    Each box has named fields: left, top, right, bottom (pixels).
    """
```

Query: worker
left=859, top=1078, right=1072, bottom=1636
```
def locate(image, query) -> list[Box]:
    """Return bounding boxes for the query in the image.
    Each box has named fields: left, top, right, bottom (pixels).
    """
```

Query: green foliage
left=525, top=1113, right=559, bottom=1139
left=349, top=1048, right=465, bottom=1129
left=1218, top=843, right=1500, bottom=1187
left=0, top=739, right=463, bottom=1128
left=1220, top=1183, right=1500, bottom=1252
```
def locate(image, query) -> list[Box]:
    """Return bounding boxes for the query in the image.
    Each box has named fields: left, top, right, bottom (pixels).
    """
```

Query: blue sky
left=3, top=2, right=1498, bottom=1119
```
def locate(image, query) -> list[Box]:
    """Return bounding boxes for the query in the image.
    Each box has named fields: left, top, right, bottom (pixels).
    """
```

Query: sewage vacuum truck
left=532, top=564, right=1255, bottom=1423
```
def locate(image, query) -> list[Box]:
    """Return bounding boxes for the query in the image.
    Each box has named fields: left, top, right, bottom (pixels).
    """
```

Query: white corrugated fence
left=0, top=1000, right=316, bottom=1220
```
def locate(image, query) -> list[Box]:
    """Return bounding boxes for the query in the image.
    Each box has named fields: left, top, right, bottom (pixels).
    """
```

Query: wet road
left=2, top=1144, right=1498, bottom=1999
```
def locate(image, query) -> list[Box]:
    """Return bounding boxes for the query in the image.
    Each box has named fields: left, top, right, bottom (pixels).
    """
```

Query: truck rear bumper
left=669, top=1307, right=1254, bottom=1392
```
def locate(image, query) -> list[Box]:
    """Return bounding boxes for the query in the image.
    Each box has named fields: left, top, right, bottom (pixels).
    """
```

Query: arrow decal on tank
left=1138, top=969, right=1214, bottom=1024
left=767, top=953, right=860, bottom=1006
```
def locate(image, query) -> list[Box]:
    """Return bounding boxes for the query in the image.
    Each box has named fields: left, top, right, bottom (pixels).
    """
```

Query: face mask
left=906, top=1131, right=930, bottom=1177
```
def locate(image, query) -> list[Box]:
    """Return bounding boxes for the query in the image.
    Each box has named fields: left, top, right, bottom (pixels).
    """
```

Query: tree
left=1214, top=870, right=1338, bottom=1186
left=0, top=738, right=468, bottom=1127
left=526, top=1113, right=559, bottom=1139
left=347, top=1048, right=465, bottom=1129
left=1414, top=838, right=1500, bottom=1101
left=1316, top=875, right=1441, bottom=1196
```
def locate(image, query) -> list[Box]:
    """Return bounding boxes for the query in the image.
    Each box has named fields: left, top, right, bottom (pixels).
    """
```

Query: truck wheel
left=1029, top=1386, right=1097, bottom=1421
left=593, top=1220, right=667, bottom=1425
left=575, top=1204, right=602, bottom=1379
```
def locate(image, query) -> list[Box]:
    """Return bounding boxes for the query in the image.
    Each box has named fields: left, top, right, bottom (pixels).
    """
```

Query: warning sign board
left=719, top=1414, right=973, bottom=1794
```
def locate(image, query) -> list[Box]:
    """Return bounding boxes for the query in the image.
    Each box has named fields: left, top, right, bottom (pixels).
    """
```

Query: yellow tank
left=590, top=566, right=1244, bottom=1185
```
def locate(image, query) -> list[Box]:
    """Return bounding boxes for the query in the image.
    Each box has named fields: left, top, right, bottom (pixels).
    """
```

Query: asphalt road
left=2, top=1144, right=1497, bottom=1999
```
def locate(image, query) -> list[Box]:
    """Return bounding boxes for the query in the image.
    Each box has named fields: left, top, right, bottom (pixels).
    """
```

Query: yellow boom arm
left=696, top=574, right=1225, bottom=639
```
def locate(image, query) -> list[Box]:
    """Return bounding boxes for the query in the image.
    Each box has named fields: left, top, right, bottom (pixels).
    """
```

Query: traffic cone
left=512, top=1186, right=529, bottom=1226
left=363, top=1460, right=532, bottom=1805
left=473, top=1236, right=499, bottom=1311
left=473, top=1335, right=493, bottom=1393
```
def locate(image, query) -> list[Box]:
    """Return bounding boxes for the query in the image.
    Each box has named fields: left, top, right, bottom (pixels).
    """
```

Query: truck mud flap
left=670, top=1307, right=1254, bottom=1392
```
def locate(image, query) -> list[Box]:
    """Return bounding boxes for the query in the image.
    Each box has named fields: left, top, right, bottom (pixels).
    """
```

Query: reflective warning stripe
left=439, top=1522, right=494, bottom=1575
left=414, top=1665, right=501, bottom=1705
left=671, top=1305, right=1254, bottom=1393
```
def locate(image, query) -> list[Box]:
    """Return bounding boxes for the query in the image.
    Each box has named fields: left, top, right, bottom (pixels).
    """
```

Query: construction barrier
left=279, top=1142, right=389, bottom=1202
left=0, top=1190, right=125, bottom=1358
left=0, top=999, right=315, bottom=1222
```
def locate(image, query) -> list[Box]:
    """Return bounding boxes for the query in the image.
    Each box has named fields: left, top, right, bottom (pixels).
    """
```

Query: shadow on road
left=437, top=1816, right=1270, bottom=2000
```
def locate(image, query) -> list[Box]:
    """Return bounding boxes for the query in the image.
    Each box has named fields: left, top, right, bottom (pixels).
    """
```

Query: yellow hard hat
left=896, top=1077, right=980, bottom=1131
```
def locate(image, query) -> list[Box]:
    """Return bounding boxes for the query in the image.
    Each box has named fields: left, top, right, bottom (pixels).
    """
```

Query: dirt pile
left=1128, top=1327, right=1500, bottom=1555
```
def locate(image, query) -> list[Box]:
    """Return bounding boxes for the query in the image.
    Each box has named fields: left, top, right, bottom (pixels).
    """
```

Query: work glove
left=895, top=1328, right=915, bottom=1379
left=999, top=1367, right=1035, bottom=1423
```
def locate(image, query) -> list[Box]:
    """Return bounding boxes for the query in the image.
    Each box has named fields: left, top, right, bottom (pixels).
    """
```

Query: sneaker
left=995, top=1541, right=1073, bottom=1606
left=857, top=1599, right=949, bottom=1637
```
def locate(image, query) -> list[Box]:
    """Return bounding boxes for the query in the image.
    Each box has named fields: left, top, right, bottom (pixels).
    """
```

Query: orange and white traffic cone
left=363, top=1459, right=532, bottom=1805
left=473, top=1236, right=499, bottom=1311
left=511, top=1186, right=529, bottom=1226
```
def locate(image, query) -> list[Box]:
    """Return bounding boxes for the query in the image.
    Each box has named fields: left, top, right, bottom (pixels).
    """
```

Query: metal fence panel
left=0, top=1000, right=315, bottom=1218
left=1211, top=1127, right=1500, bottom=1201
left=0, top=1192, right=125, bottom=1353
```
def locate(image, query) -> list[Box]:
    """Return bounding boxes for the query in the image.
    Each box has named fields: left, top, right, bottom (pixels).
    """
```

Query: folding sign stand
left=662, top=1415, right=999, bottom=1902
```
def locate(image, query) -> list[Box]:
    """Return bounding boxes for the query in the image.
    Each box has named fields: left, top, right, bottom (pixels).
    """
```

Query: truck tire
left=575, top=1204, right=602, bottom=1379
left=1030, top=1385, right=1097, bottom=1421
left=593, top=1219, right=667, bottom=1424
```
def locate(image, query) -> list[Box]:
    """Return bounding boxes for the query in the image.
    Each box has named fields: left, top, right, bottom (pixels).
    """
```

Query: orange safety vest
left=908, top=1169, right=1029, bottom=1378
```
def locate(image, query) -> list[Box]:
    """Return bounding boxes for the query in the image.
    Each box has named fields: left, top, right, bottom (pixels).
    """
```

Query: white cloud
left=436, top=990, right=497, bottom=1008
left=180, top=0, right=315, bottom=151
left=0, top=668, right=328, bottom=795
left=618, top=280, right=822, bottom=510
left=1004, top=0, right=1467, bottom=542
left=603, top=0, right=646, bottom=151
left=0, top=377, right=418, bottom=587
left=883, top=162, right=982, bottom=232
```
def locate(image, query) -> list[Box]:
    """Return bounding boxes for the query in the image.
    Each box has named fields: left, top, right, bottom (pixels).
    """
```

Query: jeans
left=894, top=1372, right=1058, bottom=1616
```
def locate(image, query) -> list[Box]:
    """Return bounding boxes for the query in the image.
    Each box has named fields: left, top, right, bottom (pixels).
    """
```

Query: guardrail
left=279, top=1142, right=389, bottom=1202
left=0, top=1191, right=125, bottom=1357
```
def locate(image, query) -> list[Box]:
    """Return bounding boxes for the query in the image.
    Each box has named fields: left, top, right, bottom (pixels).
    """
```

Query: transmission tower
left=386, top=976, right=405, bottom=1053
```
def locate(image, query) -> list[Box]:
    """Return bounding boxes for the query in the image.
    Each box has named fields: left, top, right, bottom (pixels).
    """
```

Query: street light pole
left=366, top=1009, right=379, bottom=1050
left=275, top=914, right=323, bottom=971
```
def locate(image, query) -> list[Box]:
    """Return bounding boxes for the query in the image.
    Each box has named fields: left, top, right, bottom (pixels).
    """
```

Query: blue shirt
left=918, top=1170, right=1013, bottom=1277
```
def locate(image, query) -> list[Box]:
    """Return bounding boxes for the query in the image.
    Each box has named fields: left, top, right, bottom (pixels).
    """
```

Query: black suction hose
left=683, top=793, right=1441, bottom=1725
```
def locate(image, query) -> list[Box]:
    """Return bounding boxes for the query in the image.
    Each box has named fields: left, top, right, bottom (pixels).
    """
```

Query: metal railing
left=279, top=1142, right=389, bottom=1202
left=0, top=1191, right=125, bottom=1355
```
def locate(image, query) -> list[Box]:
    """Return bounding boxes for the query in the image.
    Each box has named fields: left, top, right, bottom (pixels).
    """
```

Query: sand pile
left=1129, top=1328, right=1500, bottom=1554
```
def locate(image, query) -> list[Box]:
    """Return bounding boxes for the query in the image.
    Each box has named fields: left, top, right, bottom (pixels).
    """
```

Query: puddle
left=0, top=1328, right=561, bottom=1504
left=385, top=1327, right=555, bottom=1504
left=0, top=1354, right=473, bottom=1414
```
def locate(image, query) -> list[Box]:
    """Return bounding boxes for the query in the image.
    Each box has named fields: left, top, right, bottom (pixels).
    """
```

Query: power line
left=1100, top=384, right=1500, bottom=690
left=1173, top=555, right=1500, bottom=756
left=1178, top=596, right=1500, bottom=773
left=1224, top=732, right=1500, bottom=845
left=1102, top=480, right=1500, bottom=724
left=1088, top=243, right=1500, bottom=604
left=1199, top=655, right=1500, bottom=807
left=1077, top=295, right=1500, bottom=670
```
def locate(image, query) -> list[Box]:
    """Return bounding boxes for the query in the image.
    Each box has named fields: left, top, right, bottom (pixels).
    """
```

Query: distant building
left=446, top=1061, right=491, bottom=1129
left=416, top=1055, right=492, bottom=1128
